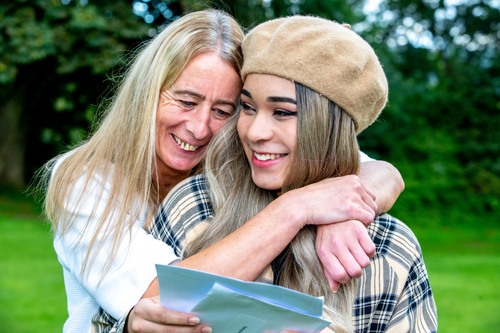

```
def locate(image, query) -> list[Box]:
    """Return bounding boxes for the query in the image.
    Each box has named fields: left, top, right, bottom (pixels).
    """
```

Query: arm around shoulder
left=358, top=160, right=405, bottom=215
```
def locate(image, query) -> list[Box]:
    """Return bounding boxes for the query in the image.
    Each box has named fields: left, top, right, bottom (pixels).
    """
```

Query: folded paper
left=156, top=264, right=330, bottom=333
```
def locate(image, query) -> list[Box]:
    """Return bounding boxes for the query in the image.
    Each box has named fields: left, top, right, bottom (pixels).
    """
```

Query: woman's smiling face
left=237, top=73, right=298, bottom=191
left=155, top=52, right=241, bottom=180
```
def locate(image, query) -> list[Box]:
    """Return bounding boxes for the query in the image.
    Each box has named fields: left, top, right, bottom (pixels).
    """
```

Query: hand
left=285, top=175, right=378, bottom=228
left=126, top=296, right=211, bottom=333
left=315, top=221, right=376, bottom=291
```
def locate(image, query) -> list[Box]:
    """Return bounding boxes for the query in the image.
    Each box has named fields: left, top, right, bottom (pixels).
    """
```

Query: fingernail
left=189, top=316, right=200, bottom=325
left=330, top=284, right=339, bottom=293
left=202, top=327, right=213, bottom=333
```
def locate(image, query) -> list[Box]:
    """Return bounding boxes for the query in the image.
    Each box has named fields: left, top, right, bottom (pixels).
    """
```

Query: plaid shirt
left=93, top=174, right=437, bottom=333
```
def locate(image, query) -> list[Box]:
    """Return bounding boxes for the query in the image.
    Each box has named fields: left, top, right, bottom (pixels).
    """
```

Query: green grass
left=0, top=189, right=499, bottom=332
left=0, top=189, right=66, bottom=333
left=411, top=225, right=500, bottom=332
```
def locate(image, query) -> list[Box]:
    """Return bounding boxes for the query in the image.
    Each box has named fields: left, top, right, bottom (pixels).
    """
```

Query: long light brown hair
left=36, top=9, right=243, bottom=280
left=186, top=83, right=359, bottom=331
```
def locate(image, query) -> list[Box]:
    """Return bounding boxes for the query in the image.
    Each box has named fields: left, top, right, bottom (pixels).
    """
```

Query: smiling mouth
left=254, top=152, right=286, bottom=161
left=173, top=135, right=200, bottom=152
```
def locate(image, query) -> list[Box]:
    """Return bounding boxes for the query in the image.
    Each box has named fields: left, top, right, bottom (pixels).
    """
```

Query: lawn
left=0, top=189, right=66, bottom=332
left=411, top=225, right=500, bottom=332
left=0, top=189, right=499, bottom=332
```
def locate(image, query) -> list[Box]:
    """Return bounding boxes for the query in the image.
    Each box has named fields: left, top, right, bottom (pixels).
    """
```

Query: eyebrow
left=241, top=89, right=296, bottom=105
left=241, top=89, right=252, bottom=99
left=268, top=96, right=297, bottom=104
left=173, top=89, right=236, bottom=109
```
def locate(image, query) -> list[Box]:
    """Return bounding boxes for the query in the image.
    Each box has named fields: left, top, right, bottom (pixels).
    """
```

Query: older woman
left=39, top=10, right=405, bottom=333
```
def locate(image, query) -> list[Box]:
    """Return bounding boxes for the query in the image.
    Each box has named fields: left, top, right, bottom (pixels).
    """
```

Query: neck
left=155, top=166, right=191, bottom=198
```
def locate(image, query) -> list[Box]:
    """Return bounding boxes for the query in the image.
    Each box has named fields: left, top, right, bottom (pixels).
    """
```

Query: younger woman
left=142, top=15, right=437, bottom=332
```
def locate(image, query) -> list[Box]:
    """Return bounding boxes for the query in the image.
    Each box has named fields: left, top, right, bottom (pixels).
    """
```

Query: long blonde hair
left=186, top=83, right=359, bottom=331
left=36, top=9, right=243, bottom=280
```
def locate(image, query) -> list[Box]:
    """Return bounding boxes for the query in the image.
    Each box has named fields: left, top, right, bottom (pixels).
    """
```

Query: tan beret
left=242, top=16, right=388, bottom=133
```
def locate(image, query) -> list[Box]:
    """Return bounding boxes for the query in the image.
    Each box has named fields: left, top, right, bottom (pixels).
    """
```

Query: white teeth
left=174, top=136, right=199, bottom=151
left=254, top=152, right=285, bottom=161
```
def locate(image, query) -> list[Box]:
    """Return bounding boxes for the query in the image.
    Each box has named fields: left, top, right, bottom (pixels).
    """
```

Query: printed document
left=156, top=264, right=330, bottom=333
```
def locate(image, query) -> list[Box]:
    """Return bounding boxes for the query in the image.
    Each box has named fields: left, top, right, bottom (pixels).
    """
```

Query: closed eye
left=213, top=108, right=233, bottom=119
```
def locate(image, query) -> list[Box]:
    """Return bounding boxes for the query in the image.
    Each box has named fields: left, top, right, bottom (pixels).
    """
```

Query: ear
left=342, top=23, right=351, bottom=29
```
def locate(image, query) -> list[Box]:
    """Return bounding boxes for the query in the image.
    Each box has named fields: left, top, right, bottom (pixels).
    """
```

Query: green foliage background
left=0, top=0, right=499, bottom=331
left=1, top=0, right=498, bottom=223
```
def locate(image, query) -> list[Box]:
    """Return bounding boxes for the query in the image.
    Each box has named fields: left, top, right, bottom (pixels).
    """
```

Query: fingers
left=321, top=253, right=352, bottom=285
left=347, top=177, right=377, bottom=225
left=347, top=239, right=374, bottom=271
left=316, top=224, right=356, bottom=284
left=323, top=269, right=341, bottom=292
left=301, top=175, right=378, bottom=226
left=333, top=175, right=377, bottom=223
left=316, top=221, right=377, bottom=288
left=127, top=297, right=211, bottom=333
left=134, top=297, right=197, bottom=325
left=359, top=228, right=376, bottom=258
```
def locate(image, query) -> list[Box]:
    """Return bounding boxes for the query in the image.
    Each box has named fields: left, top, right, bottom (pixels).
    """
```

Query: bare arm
left=358, top=160, right=405, bottom=215
left=128, top=175, right=378, bottom=332
left=142, top=174, right=378, bottom=296
left=127, top=160, right=402, bottom=332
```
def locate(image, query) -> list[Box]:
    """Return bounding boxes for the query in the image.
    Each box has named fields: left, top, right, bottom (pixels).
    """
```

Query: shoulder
left=358, top=214, right=437, bottom=332
left=162, top=174, right=212, bottom=219
left=363, top=213, right=423, bottom=278
left=369, top=213, right=422, bottom=261
left=152, top=174, right=214, bottom=246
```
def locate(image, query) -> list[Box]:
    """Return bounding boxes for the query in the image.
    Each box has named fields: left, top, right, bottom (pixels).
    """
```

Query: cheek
left=236, top=115, right=250, bottom=140
left=289, top=134, right=298, bottom=153
left=156, top=100, right=184, bottom=126
left=211, top=119, right=228, bottom=136
left=284, top=122, right=298, bottom=151
left=156, top=107, right=169, bottom=131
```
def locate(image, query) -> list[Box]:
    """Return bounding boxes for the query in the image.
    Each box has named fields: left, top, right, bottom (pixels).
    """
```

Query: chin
left=166, top=160, right=200, bottom=172
left=253, top=180, right=281, bottom=191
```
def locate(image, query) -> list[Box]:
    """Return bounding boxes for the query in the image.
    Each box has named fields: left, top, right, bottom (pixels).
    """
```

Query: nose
left=186, top=106, right=211, bottom=140
left=245, top=112, right=273, bottom=143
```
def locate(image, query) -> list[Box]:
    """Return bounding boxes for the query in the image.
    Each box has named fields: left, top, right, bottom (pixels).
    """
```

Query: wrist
left=123, top=306, right=134, bottom=333
left=272, top=189, right=308, bottom=229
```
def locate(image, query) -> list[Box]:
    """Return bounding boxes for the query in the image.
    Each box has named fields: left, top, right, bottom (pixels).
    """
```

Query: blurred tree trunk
left=0, top=87, right=25, bottom=188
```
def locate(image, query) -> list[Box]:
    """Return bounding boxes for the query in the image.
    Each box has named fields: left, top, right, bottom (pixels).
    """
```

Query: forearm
left=144, top=194, right=304, bottom=297
left=144, top=175, right=379, bottom=298
left=358, top=160, right=404, bottom=214
left=178, top=198, right=302, bottom=277
left=177, top=175, right=379, bottom=280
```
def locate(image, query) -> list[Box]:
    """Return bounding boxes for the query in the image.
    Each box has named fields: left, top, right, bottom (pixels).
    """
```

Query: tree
left=0, top=0, right=149, bottom=188
left=132, top=0, right=369, bottom=28
left=356, top=0, right=500, bottom=216
left=3, top=0, right=498, bottom=222
left=0, top=0, right=368, bottom=188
